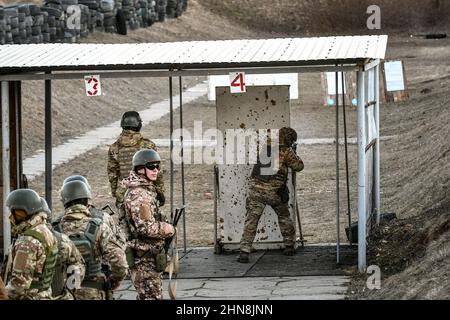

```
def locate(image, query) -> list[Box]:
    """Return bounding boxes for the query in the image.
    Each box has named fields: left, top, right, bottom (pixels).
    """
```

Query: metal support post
left=357, top=70, right=367, bottom=272
left=45, top=72, right=52, bottom=209
left=335, top=71, right=341, bottom=264
left=374, top=66, right=381, bottom=225
left=2, top=82, right=11, bottom=256
left=179, top=76, right=187, bottom=253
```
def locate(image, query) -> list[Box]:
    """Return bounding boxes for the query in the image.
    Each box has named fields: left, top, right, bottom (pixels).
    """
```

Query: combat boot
left=283, top=246, right=295, bottom=256
left=237, top=252, right=249, bottom=263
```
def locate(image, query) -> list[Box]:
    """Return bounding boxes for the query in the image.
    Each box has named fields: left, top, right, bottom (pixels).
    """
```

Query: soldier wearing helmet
left=107, top=111, right=166, bottom=244
left=60, top=175, right=126, bottom=250
left=122, top=149, right=175, bottom=300
left=107, top=111, right=166, bottom=205
left=238, top=127, right=304, bottom=263
left=53, top=181, right=128, bottom=300
left=4, top=189, right=61, bottom=299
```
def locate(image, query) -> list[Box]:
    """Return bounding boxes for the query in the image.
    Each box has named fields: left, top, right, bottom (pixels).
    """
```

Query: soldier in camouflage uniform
left=55, top=181, right=128, bottom=300
left=3, top=189, right=79, bottom=300
left=39, top=197, right=86, bottom=300
left=61, top=175, right=127, bottom=250
left=123, top=149, right=175, bottom=300
left=107, top=111, right=166, bottom=240
left=238, top=127, right=304, bottom=263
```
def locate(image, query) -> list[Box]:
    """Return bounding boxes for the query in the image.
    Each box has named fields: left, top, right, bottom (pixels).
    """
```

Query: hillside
left=1, top=0, right=449, bottom=300
left=199, top=0, right=449, bottom=36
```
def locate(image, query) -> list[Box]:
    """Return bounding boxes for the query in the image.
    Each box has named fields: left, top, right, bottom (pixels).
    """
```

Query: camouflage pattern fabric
left=130, top=258, right=163, bottom=300
left=89, top=205, right=127, bottom=251
left=107, top=130, right=165, bottom=204
left=0, top=274, right=8, bottom=300
left=58, top=204, right=128, bottom=300
left=240, top=146, right=304, bottom=253
left=123, top=171, right=174, bottom=300
left=6, top=213, right=56, bottom=300
left=50, top=229, right=86, bottom=300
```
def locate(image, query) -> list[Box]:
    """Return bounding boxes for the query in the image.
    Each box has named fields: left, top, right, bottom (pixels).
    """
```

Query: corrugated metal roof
left=0, top=35, right=388, bottom=73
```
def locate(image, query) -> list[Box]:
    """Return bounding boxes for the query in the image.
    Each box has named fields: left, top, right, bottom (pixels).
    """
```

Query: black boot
left=283, top=246, right=295, bottom=256
left=237, top=252, right=249, bottom=263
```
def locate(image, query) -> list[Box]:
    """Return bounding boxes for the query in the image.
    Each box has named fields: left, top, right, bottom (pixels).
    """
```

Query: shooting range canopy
left=0, top=35, right=387, bottom=76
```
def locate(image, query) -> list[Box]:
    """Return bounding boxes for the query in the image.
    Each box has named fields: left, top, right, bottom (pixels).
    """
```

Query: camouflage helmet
left=132, top=149, right=161, bottom=170
left=60, top=180, right=92, bottom=206
left=279, top=127, right=298, bottom=146
left=62, top=175, right=92, bottom=192
left=6, top=188, right=47, bottom=217
left=121, top=111, right=142, bottom=131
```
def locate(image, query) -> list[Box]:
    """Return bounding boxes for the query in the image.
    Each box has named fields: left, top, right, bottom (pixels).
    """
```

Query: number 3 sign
left=84, top=75, right=102, bottom=96
left=229, top=72, right=246, bottom=93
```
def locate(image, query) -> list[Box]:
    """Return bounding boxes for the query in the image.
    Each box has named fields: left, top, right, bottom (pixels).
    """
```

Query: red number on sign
left=87, top=77, right=99, bottom=95
left=231, top=73, right=245, bottom=92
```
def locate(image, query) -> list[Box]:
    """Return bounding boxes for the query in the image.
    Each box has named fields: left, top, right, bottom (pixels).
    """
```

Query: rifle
left=102, top=263, right=114, bottom=300
left=101, top=204, right=117, bottom=216
left=164, top=206, right=186, bottom=253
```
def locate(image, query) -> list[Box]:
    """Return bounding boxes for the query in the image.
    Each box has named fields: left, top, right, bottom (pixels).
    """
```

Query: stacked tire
left=156, top=0, right=166, bottom=22
left=42, top=1, right=65, bottom=43
left=100, top=0, right=117, bottom=33
left=0, top=0, right=189, bottom=45
left=78, top=0, right=99, bottom=33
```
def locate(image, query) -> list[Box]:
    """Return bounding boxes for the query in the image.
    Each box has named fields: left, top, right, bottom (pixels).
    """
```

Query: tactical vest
left=50, top=230, right=65, bottom=297
left=55, top=218, right=103, bottom=280
left=23, top=229, right=58, bottom=292
left=117, top=144, right=141, bottom=179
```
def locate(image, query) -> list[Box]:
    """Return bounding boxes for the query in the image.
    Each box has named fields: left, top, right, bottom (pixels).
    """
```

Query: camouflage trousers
left=74, top=287, right=106, bottom=300
left=240, top=187, right=296, bottom=253
left=130, top=258, right=163, bottom=300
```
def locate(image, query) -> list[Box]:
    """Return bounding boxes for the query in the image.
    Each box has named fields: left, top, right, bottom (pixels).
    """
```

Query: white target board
left=216, top=85, right=296, bottom=251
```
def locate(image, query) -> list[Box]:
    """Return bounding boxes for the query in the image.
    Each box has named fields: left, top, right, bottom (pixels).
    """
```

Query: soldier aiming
left=238, top=127, right=304, bottom=263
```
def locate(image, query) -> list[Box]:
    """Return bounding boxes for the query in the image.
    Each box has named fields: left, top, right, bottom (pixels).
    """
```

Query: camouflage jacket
left=107, top=130, right=165, bottom=203
left=58, top=204, right=128, bottom=283
left=6, top=213, right=56, bottom=300
left=123, top=171, right=174, bottom=255
left=88, top=205, right=127, bottom=250
left=250, top=145, right=304, bottom=193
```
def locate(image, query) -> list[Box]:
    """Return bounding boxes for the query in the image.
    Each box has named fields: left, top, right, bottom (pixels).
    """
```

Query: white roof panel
left=0, top=35, right=388, bottom=73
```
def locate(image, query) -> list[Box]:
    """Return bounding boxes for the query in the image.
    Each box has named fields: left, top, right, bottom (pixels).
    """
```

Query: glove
left=156, top=191, right=166, bottom=206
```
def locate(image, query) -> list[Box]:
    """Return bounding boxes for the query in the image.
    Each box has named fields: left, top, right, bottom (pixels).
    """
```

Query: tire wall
left=0, top=0, right=188, bottom=44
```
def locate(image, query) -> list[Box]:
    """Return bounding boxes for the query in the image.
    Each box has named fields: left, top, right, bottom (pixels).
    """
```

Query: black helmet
left=121, top=111, right=142, bottom=131
left=60, top=180, right=92, bottom=207
left=6, top=189, right=47, bottom=217
left=132, top=149, right=161, bottom=170
left=62, top=175, right=91, bottom=192
left=279, top=127, right=298, bottom=146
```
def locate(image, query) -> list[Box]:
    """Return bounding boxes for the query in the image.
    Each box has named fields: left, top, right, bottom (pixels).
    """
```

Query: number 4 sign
left=84, top=75, right=102, bottom=96
left=229, top=72, right=246, bottom=93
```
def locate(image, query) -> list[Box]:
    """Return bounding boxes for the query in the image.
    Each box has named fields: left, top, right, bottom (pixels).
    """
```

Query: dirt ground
left=12, top=0, right=450, bottom=299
